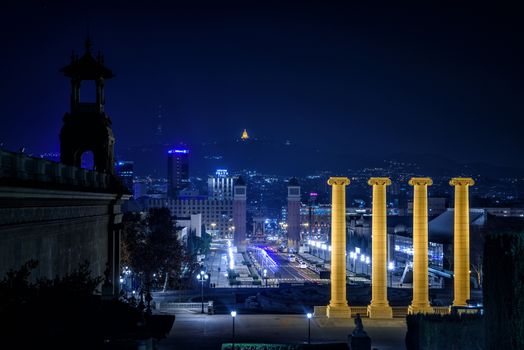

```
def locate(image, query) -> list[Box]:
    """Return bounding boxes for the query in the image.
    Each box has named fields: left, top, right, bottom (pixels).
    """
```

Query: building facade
left=116, top=161, right=134, bottom=194
left=208, top=169, right=234, bottom=199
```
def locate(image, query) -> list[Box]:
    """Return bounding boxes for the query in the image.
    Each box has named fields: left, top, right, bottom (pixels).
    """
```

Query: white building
left=176, top=213, right=202, bottom=238
left=147, top=198, right=233, bottom=237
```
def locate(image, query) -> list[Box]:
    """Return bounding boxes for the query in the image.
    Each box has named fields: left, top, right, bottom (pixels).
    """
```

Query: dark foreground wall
left=0, top=150, right=129, bottom=295
left=0, top=187, right=125, bottom=284
left=483, top=231, right=524, bottom=350
left=405, top=314, right=484, bottom=350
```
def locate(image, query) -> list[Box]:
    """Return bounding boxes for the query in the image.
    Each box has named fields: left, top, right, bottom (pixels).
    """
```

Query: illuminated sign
left=221, top=344, right=302, bottom=350
left=215, top=169, right=229, bottom=177
left=168, top=149, right=189, bottom=154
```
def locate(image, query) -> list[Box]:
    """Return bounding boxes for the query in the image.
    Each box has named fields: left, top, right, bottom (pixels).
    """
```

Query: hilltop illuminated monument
left=326, top=177, right=351, bottom=318
left=451, top=177, right=475, bottom=307
left=367, top=178, right=393, bottom=318
left=241, top=129, right=249, bottom=140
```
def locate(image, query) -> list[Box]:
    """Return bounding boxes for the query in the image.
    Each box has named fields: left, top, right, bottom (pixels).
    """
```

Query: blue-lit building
left=167, top=148, right=190, bottom=198
left=115, top=161, right=134, bottom=194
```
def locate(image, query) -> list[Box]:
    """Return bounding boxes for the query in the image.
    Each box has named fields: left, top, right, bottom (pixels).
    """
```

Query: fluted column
left=408, top=177, right=434, bottom=314
left=367, top=177, right=393, bottom=318
left=326, top=177, right=351, bottom=319
left=450, top=177, right=475, bottom=307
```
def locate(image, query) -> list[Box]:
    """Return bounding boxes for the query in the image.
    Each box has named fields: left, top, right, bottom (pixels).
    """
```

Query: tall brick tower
left=287, top=177, right=301, bottom=252
left=233, top=176, right=247, bottom=252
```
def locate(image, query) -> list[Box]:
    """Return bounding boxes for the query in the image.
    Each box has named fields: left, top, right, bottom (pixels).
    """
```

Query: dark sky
left=1, top=1, right=523, bottom=169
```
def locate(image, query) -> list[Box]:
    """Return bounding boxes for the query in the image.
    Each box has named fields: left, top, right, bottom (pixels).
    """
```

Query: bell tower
left=59, top=38, right=116, bottom=174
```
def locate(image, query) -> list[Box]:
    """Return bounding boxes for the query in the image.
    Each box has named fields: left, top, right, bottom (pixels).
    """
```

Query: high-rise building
left=115, top=161, right=134, bottom=194
left=167, top=148, right=189, bottom=198
left=287, top=177, right=301, bottom=251
left=208, top=169, right=234, bottom=199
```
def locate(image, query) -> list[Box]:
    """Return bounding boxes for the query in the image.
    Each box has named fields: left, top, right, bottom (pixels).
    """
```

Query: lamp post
left=231, top=311, right=237, bottom=350
left=365, top=255, right=370, bottom=276
left=306, top=312, right=312, bottom=344
left=211, top=222, right=217, bottom=238
left=360, top=254, right=365, bottom=274
left=196, top=271, right=209, bottom=313
left=263, top=269, right=268, bottom=287
left=388, top=261, right=395, bottom=287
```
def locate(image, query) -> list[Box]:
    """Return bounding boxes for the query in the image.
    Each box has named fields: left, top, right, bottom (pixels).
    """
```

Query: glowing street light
left=231, top=311, right=237, bottom=349
left=388, top=261, right=395, bottom=287
left=196, top=271, right=209, bottom=313
left=306, top=312, right=312, bottom=344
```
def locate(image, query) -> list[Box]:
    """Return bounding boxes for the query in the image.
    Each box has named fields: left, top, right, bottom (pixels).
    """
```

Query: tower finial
left=85, top=35, right=92, bottom=53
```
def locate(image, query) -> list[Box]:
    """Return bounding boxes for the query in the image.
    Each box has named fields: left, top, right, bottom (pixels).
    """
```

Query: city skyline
left=1, top=1, right=524, bottom=173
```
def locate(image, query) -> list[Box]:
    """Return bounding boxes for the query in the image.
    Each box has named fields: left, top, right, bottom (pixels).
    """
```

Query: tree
left=122, top=208, right=183, bottom=291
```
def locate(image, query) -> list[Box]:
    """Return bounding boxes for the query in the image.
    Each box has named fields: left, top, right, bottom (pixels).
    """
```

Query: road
left=263, top=248, right=321, bottom=281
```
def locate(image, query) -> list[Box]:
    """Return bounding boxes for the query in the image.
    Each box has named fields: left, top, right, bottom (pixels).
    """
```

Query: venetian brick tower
left=233, top=176, right=247, bottom=252
left=287, top=177, right=301, bottom=252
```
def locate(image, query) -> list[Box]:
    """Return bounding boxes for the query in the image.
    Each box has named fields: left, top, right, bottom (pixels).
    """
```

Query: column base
left=367, top=304, right=393, bottom=319
left=326, top=304, right=351, bottom=319
left=452, top=299, right=468, bottom=307
left=408, top=304, right=433, bottom=315
left=313, top=305, right=327, bottom=319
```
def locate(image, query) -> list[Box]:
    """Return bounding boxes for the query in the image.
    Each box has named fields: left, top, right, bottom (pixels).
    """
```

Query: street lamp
left=365, top=256, right=370, bottom=276
left=360, top=254, right=365, bottom=274
left=211, top=222, right=217, bottom=237
left=231, top=311, right=237, bottom=350
left=196, top=271, right=209, bottom=313
left=263, top=268, right=268, bottom=287
left=306, top=312, right=312, bottom=344
left=388, top=261, right=395, bottom=287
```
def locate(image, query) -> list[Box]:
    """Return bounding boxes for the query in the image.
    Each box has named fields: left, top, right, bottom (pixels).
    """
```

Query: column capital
left=368, top=177, right=392, bottom=186
left=408, top=177, right=432, bottom=186
left=449, top=177, right=475, bottom=187
left=327, top=177, right=350, bottom=186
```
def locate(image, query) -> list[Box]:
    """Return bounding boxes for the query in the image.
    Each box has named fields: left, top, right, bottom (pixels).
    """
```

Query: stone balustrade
left=0, top=149, right=116, bottom=191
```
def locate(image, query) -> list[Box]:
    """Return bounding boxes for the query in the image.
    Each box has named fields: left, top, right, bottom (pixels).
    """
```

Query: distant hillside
left=118, top=139, right=524, bottom=178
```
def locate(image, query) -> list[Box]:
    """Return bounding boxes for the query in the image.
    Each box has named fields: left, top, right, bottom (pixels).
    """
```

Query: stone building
left=0, top=39, right=129, bottom=296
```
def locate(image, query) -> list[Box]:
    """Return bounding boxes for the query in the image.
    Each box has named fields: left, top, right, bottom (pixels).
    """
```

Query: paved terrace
left=159, top=312, right=407, bottom=350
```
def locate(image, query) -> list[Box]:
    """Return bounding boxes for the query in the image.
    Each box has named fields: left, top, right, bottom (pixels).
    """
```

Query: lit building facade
left=115, top=161, right=134, bottom=194
left=208, top=169, right=234, bottom=199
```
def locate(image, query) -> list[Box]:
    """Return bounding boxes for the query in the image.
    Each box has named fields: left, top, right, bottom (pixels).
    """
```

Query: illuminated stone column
left=408, top=177, right=434, bottom=314
left=450, top=177, right=475, bottom=307
left=326, top=177, right=351, bottom=319
left=367, top=177, right=393, bottom=318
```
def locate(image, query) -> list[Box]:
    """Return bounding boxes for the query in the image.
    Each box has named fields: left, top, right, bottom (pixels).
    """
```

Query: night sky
left=1, top=1, right=523, bottom=171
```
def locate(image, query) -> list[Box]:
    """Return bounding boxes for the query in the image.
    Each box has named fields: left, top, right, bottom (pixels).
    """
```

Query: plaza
left=159, top=312, right=406, bottom=350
